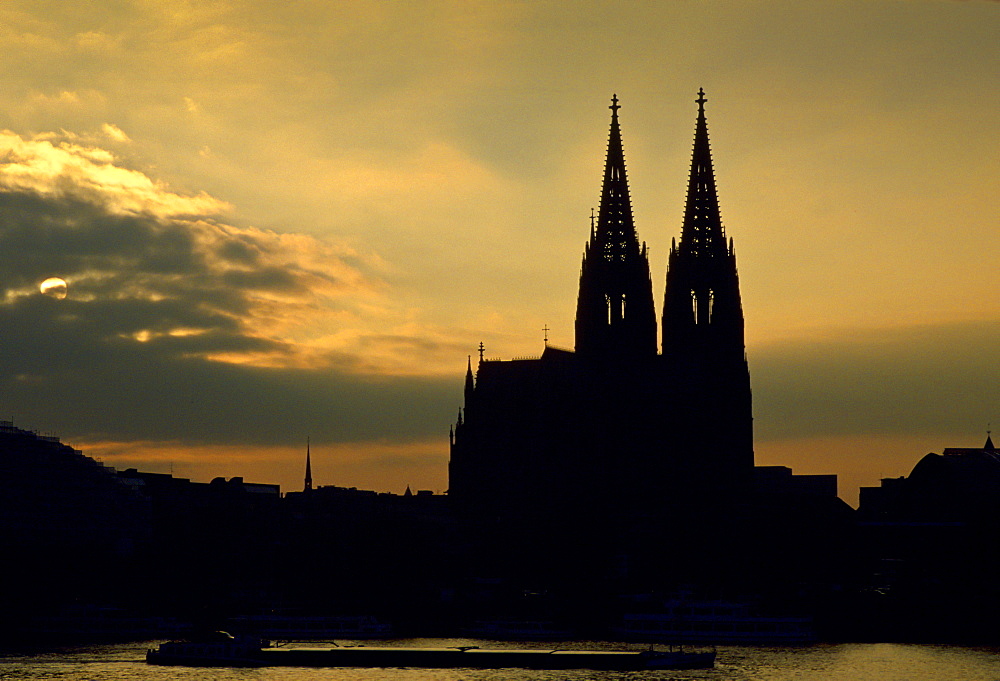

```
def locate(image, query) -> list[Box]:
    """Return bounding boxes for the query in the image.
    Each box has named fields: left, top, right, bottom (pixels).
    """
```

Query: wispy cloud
left=0, top=131, right=228, bottom=217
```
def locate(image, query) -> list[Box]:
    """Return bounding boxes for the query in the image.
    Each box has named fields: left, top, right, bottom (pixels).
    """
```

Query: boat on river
left=146, top=633, right=715, bottom=670
left=146, top=632, right=263, bottom=667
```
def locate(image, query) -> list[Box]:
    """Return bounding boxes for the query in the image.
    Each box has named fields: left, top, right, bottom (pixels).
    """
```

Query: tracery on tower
left=662, top=88, right=746, bottom=362
left=575, top=94, right=657, bottom=359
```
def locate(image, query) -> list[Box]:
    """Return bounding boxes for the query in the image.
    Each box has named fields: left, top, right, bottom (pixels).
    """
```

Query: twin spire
left=576, top=90, right=739, bottom=360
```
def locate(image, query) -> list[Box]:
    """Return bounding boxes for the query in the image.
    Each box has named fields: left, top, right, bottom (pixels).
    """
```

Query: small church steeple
left=464, top=355, right=474, bottom=402
left=575, top=94, right=657, bottom=359
left=304, top=437, right=313, bottom=492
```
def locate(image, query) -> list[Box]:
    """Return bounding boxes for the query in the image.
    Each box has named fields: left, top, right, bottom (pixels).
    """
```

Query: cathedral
left=449, top=91, right=755, bottom=590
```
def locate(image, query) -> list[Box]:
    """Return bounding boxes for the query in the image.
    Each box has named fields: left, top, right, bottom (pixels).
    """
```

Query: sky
left=0, top=1, right=996, bottom=505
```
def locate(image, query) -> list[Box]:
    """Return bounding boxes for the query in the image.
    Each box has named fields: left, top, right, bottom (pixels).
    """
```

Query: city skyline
left=0, top=1, right=997, bottom=503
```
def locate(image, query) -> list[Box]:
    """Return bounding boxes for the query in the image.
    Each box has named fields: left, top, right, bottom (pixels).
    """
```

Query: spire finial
left=610, top=93, right=620, bottom=116
left=696, top=87, right=707, bottom=114
left=543, top=324, right=550, bottom=345
left=478, top=341, right=485, bottom=362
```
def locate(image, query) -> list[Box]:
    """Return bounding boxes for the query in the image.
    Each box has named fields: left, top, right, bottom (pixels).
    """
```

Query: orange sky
left=0, top=1, right=996, bottom=506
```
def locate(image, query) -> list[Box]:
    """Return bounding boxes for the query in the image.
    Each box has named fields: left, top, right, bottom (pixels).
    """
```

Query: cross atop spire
left=696, top=87, right=707, bottom=114
left=610, top=93, right=620, bottom=115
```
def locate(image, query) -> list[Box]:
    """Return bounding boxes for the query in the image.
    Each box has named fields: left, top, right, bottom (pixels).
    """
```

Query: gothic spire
left=662, top=88, right=745, bottom=359
left=660, top=89, right=754, bottom=492
left=679, top=87, right=727, bottom=260
left=304, top=437, right=313, bottom=492
left=464, top=355, right=474, bottom=402
left=594, top=94, right=640, bottom=269
left=575, top=94, right=657, bottom=358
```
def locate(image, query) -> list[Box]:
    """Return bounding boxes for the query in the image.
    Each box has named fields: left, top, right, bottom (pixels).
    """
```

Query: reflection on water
left=721, top=643, right=1000, bottom=681
left=2, top=640, right=1000, bottom=681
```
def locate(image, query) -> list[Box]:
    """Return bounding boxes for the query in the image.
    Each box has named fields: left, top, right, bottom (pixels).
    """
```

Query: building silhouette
left=449, top=92, right=756, bottom=598
left=849, top=434, right=1000, bottom=641
left=0, top=421, right=150, bottom=630
left=859, top=433, right=999, bottom=524
left=6, top=92, right=995, bottom=642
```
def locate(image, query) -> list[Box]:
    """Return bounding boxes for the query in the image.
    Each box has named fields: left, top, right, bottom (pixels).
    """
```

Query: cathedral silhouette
left=449, top=91, right=755, bottom=593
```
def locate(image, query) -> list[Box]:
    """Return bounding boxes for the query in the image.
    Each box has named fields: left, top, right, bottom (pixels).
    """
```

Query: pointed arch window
left=691, top=289, right=715, bottom=324
left=606, top=292, right=627, bottom=325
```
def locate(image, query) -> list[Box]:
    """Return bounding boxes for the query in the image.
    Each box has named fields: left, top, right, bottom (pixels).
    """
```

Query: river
left=2, top=640, right=999, bottom=681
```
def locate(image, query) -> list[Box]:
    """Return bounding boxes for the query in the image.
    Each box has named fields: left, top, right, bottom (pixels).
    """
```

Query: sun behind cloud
left=0, top=129, right=475, bottom=377
left=39, top=277, right=67, bottom=299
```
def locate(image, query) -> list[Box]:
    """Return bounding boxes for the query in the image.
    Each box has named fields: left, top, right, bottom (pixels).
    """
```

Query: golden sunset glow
left=0, top=1, right=995, bottom=502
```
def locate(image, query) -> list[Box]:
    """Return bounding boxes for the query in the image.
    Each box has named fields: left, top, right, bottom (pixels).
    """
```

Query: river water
left=2, top=640, right=1000, bottom=681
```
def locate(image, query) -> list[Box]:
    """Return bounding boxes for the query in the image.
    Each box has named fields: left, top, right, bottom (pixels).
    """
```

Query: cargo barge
left=146, top=634, right=715, bottom=670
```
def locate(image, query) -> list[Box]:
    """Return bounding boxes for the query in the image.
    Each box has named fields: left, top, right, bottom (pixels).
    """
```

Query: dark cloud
left=0, top=244, right=458, bottom=451
left=753, top=321, right=1000, bottom=441
left=0, top=330, right=457, bottom=446
left=221, top=265, right=304, bottom=293
left=216, top=236, right=263, bottom=265
left=0, top=133, right=461, bottom=451
left=359, top=334, right=449, bottom=353
left=0, top=194, right=202, bottom=289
